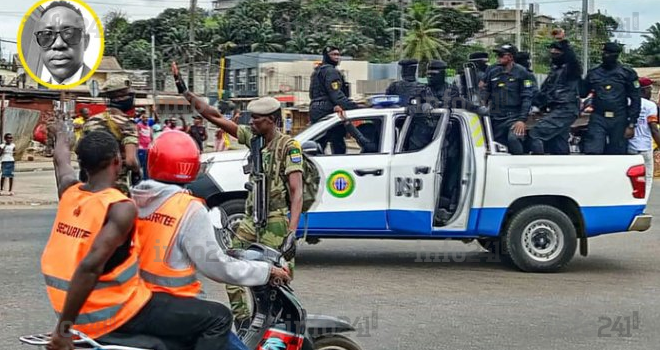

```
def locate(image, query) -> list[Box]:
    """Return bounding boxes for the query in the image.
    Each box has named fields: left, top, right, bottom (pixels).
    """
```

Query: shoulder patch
left=524, top=80, right=534, bottom=88
left=633, top=80, right=640, bottom=88
left=289, top=147, right=302, bottom=163
left=331, top=81, right=341, bottom=90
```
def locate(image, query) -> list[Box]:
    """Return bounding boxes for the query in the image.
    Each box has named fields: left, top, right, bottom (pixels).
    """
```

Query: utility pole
left=529, top=3, right=534, bottom=68
left=151, top=34, right=157, bottom=110
left=581, top=0, right=589, bottom=75
left=399, top=0, right=405, bottom=58
left=515, top=0, right=521, bottom=49
left=204, top=57, right=210, bottom=97
left=188, top=0, right=197, bottom=93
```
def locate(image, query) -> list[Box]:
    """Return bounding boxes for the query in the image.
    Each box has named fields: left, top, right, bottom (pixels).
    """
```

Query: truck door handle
left=354, top=168, right=383, bottom=176
left=414, top=166, right=430, bottom=175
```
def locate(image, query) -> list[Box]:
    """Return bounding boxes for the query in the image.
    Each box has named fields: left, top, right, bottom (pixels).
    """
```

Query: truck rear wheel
left=504, top=205, right=577, bottom=272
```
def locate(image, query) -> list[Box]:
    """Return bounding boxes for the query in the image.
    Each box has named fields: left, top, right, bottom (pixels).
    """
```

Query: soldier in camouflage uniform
left=172, top=61, right=303, bottom=326
left=81, top=76, right=141, bottom=195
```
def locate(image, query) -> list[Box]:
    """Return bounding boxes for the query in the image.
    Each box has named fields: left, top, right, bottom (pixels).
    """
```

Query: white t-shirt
left=629, top=98, right=659, bottom=152
left=1, top=143, right=15, bottom=162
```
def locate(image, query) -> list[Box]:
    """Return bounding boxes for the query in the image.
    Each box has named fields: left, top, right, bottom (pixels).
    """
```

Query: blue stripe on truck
left=580, top=205, right=645, bottom=237
left=297, top=205, right=644, bottom=237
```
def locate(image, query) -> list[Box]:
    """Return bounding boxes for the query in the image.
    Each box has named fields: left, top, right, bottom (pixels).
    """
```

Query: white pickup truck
left=193, top=105, right=652, bottom=272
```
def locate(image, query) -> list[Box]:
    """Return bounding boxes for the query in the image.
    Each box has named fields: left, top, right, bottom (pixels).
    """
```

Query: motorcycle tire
left=313, top=335, right=362, bottom=350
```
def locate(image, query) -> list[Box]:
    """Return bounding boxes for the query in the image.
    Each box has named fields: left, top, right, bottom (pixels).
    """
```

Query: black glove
left=279, top=232, right=297, bottom=262
left=130, top=169, right=143, bottom=186
left=174, top=73, right=188, bottom=94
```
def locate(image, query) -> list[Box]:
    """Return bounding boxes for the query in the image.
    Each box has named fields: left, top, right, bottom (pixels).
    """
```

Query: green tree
left=639, top=23, right=660, bottom=66
left=250, top=21, right=285, bottom=52
left=119, top=39, right=155, bottom=69
left=103, top=11, right=129, bottom=58
left=400, top=1, right=450, bottom=74
left=434, top=7, right=483, bottom=44
left=475, top=0, right=499, bottom=11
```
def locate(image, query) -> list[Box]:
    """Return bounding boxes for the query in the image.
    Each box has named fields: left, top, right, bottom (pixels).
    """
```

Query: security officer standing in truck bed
left=386, top=58, right=433, bottom=107
left=528, top=39, right=581, bottom=155
left=309, top=46, right=358, bottom=154
left=426, top=59, right=461, bottom=108
left=480, top=44, right=536, bottom=155
left=581, top=42, right=641, bottom=155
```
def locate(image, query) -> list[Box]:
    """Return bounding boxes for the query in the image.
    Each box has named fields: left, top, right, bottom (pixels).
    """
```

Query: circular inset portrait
left=17, top=0, right=104, bottom=89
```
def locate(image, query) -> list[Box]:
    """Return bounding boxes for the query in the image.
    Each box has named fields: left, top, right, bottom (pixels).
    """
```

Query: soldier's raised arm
left=172, top=62, right=239, bottom=138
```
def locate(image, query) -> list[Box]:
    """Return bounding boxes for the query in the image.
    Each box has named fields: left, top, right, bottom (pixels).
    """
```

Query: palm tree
left=162, top=27, right=189, bottom=62
left=640, top=23, right=660, bottom=66
left=286, top=31, right=310, bottom=53
left=399, top=4, right=449, bottom=74
left=250, top=22, right=284, bottom=52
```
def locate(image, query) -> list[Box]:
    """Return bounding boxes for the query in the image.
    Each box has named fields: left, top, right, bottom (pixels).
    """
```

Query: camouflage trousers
left=225, top=213, right=295, bottom=322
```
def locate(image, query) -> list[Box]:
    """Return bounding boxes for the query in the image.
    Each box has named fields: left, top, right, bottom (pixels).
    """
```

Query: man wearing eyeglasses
left=479, top=44, right=536, bottom=155
left=34, top=1, right=90, bottom=85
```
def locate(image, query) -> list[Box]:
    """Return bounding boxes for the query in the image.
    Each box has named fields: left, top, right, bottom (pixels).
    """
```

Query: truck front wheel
left=218, top=199, right=247, bottom=236
left=504, top=205, right=577, bottom=272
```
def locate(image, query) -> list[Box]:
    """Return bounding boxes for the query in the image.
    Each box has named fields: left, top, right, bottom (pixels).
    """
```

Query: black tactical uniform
left=529, top=40, right=581, bottom=154
left=426, top=59, right=461, bottom=108
left=309, top=46, right=358, bottom=154
left=385, top=59, right=433, bottom=107
left=581, top=42, right=641, bottom=155
left=480, top=45, right=536, bottom=155
left=515, top=51, right=539, bottom=96
left=341, top=120, right=379, bottom=153
left=458, top=52, right=490, bottom=99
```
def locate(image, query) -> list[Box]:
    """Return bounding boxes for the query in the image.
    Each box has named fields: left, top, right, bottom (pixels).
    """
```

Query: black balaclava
left=474, top=60, right=488, bottom=72
left=601, top=52, right=619, bottom=69
left=322, top=46, right=340, bottom=66
left=601, top=42, right=622, bottom=70
left=516, top=52, right=532, bottom=71
left=427, top=60, right=447, bottom=88
left=551, top=51, right=565, bottom=66
left=400, top=59, right=418, bottom=82
left=109, top=93, right=135, bottom=113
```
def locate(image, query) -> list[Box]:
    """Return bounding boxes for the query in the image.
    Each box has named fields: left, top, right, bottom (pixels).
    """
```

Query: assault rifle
left=462, top=62, right=496, bottom=153
left=243, top=135, right=268, bottom=242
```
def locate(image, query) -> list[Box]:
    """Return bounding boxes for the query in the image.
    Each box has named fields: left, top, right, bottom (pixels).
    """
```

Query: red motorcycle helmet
left=148, top=130, right=200, bottom=184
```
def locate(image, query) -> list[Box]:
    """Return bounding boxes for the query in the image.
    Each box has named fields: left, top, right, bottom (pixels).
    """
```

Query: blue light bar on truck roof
left=368, top=95, right=401, bottom=108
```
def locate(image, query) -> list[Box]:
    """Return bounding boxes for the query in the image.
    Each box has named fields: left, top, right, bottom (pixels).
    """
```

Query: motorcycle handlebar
left=227, top=243, right=284, bottom=267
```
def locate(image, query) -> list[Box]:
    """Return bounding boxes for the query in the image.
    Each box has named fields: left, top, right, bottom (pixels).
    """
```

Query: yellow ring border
left=17, top=0, right=105, bottom=90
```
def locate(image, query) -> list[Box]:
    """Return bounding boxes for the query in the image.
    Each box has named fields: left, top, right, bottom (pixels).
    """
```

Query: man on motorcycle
left=130, top=130, right=291, bottom=349
left=43, top=120, right=238, bottom=350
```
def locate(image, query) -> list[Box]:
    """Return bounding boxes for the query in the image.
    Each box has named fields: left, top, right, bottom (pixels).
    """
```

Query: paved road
left=2, top=195, right=660, bottom=350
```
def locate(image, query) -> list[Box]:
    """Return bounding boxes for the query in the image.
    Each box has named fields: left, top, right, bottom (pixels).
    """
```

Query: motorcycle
left=211, top=207, right=364, bottom=350
left=18, top=209, right=363, bottom=350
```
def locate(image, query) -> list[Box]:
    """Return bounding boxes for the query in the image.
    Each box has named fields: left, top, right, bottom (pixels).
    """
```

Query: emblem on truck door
left=327, top=170, right=355, bottom=198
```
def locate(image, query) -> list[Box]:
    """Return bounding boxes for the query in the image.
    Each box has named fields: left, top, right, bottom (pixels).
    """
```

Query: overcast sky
left=1, top=0, right=657, bottom=61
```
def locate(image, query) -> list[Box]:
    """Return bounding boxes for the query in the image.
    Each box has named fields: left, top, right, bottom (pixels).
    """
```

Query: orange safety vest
left=41, top=184, right=151, bottom=338
left=136, top=192, right=203, bottom=297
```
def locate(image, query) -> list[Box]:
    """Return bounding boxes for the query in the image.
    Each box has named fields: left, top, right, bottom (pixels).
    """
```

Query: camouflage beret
left=247, top=97, right=281, bottom=115
left=101, top=76, right=131, bottom=93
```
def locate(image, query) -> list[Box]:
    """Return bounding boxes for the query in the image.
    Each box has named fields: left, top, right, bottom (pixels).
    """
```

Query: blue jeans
left=138, top=149, right=149, bottom=180
left=228, top=332, right=249, bottom=350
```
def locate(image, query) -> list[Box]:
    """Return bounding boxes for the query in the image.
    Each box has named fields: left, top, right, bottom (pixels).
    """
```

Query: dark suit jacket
left=36, top=63, right=92, bottom=84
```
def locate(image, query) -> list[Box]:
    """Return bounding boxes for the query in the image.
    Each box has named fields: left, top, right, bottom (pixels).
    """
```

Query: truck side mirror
left=301, top=140, right=322, bottom=156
